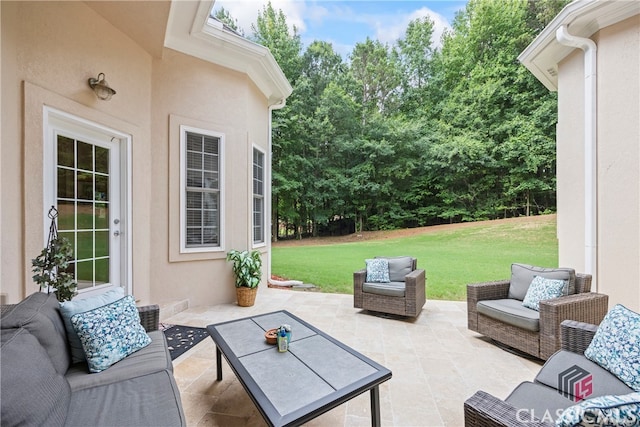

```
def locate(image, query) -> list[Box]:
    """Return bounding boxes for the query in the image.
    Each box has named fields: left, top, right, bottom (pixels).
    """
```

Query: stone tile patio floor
left=163, top=287, right=543, bottom=427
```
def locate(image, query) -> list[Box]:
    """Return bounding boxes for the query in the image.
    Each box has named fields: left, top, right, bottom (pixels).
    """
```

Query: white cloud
left=371, top=7, right=451, bottom=50
left=212, top=1, right=453, bottom=51
left=304, top=2, right=330, bottom=26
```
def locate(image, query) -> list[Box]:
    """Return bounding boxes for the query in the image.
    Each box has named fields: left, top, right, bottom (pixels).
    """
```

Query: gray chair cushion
left=476, top=299, right=540, bottom=331
left=1, top=328, right=71, bottom=426
left=1, top=292, right=70, bottom=374
left=362, top=281, right=406, bottom=297
left=509, top=263, right=576, bottom=300
left=534, top=350, right=634, bottom=400
left=378, top=256, right=414, bottom=282
left=506, top=381, right=574, bottom=422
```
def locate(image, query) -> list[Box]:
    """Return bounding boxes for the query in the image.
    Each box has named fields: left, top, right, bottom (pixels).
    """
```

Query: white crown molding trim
left=165, top=0, right=292, bottom=104
left=519, top=0, right=640, bottom=91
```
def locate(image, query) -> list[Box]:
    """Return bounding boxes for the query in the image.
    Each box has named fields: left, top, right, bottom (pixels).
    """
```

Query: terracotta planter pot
left=236, top=287, right=257, bottom=307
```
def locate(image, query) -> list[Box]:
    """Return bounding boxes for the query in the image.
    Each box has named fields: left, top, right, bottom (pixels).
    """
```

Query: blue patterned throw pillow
left=71, top=296, right=151, bottom=373
left=522, top=275, right=567, bottom=311
left=59, top=287, right=125, bottom=363
left=556, top=392, right=640, bottom=427
left=365, top=258, right=390, bottom=283
left=585, top=304, right=640, bottom=391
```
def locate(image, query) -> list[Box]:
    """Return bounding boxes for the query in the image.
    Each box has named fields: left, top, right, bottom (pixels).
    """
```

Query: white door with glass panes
left=45, top=110, right=129, bottom=296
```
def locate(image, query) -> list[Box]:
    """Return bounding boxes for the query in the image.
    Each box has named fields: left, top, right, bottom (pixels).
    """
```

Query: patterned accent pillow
left=365, top=258, right=390, bottom=283
left=59, top=287, right=125, bottom=363
left=521, top=275, right=567, bottom=311
left=71, top=296, right=151, bottom=373
left=585, top=304, right=640, bottom=391
left=556, top=392, right=640, bottom=427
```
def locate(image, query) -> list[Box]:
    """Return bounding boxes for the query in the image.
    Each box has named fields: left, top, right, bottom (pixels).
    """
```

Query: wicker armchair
left=467, top=271, right=608, bottom=360
left=464, top=320, right=601, bottom=427
left=354, top=257, right=426, bottom=317
left=0, top=301, right=160, bottom=332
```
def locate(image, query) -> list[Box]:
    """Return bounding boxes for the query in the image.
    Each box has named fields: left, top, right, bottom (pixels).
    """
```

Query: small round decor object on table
left=265, top=328, right=278, bottom=345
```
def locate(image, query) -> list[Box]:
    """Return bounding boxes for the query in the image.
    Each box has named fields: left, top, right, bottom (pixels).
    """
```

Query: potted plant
left=32, top=206, right=77, bottom=302
left=32, top=235, right=77, bottom=302
left=226, top=249, right=262, bottom=307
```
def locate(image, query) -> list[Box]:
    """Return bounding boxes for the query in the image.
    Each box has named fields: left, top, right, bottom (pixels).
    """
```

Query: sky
left=212, top=0, right=468, bottom=57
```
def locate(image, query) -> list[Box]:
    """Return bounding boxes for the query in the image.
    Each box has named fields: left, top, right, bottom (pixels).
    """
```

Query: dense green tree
left=229, top=0, right=565, bottom=238
left=397, top=16, right=435, bottom=89
left=297, top=45, right=354, bottom=235
left=310, top=82, right=361, bottom=231
left=349, top=38, right=401, bottom=120
left=251, top=2, right=302, bottom=82
left=423, top=0, right=558, bottom=220
left=526, top=0, right=572, bottom=34
left=396, top=16, right=436, bottom=116
left=250, top=2, right=304, bottom=239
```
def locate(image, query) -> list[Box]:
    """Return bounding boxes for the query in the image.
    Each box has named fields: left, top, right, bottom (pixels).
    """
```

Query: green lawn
left=271, top=215, right=558, bottom=301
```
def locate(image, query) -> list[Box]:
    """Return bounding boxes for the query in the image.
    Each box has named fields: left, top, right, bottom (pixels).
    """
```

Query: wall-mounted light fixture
left=88, top=73, right=116, bottom=101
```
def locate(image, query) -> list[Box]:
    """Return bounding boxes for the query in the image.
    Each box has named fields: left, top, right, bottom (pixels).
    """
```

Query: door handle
left=113, top=230, right=121, bottom=237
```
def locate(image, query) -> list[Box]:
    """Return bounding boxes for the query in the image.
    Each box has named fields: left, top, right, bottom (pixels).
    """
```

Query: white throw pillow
left=365, top=258, right=390, bottom=283
left=521, top=275, right=566, bottom=311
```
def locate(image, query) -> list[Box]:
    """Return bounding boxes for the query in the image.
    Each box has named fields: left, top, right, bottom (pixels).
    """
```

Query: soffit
left=164, top=0, right=293, bottom=105
left=85, top=1, right=292, bottom=105
left=85, top=1, right=171, bottom=58
left=519, top=0, right=640, bottom=91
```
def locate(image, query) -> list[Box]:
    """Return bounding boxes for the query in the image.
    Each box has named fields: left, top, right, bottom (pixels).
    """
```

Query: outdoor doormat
left=161, top=324, right=209, bottom=360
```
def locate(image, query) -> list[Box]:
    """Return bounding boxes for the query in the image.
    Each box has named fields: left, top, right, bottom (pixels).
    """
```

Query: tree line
left=216, top=0, right=569, bottom=240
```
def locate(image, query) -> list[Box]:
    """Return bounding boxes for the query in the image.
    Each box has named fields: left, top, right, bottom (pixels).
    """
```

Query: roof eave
left=518, top=0, right=640, bottom=91
left=164, top=1, right=292, bottom=105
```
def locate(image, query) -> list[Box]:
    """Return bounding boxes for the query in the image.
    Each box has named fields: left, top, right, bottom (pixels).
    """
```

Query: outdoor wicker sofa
left=464, top=319, right=637, bottom=426
left=354, top=256, right=426, bottom=317
left=467, top=264, right=609, bottom=360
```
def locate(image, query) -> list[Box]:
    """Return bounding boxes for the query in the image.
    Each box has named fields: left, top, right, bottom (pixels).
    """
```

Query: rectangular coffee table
left=206, top=310, right=392, bottom=427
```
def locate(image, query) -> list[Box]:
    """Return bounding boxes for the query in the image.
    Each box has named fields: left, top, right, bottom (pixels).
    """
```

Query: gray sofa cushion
left=362, top=281, right=406, bottom=297
left=506, top=381, right=574, bottom=422
left=381, top=256, right=414, bottom=282
left=477, top=299, right=540, bottom=331
left=64, top=330, right=185, bottom=426
left=65, top=369, right=185, bottom=427
left=509, top=263, right=576, bottom=301
left=1, top=292, right=70, bottom=374
left=66, top=331, right=172, bottom=391
left=1, top=328, right=71, bottom=426
left=535, top=350, right=634, bottom=400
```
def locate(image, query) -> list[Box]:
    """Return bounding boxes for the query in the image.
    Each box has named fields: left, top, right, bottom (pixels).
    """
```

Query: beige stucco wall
left=594, top=16, right=640, bottom=310
left=150, top=48, right=270, bottom=307
left=1, top=1, right=271, bottom=306
left=1, top=1, right=153, bottom=304
left=557, top=15, right=640, bottom=310
left=556, top=50, right=586, bottom=275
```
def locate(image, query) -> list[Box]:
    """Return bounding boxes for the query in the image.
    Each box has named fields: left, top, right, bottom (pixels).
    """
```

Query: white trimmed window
left=180, top=126, right=223, bottom=253
left=253, top=147, right=265, bottom=245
